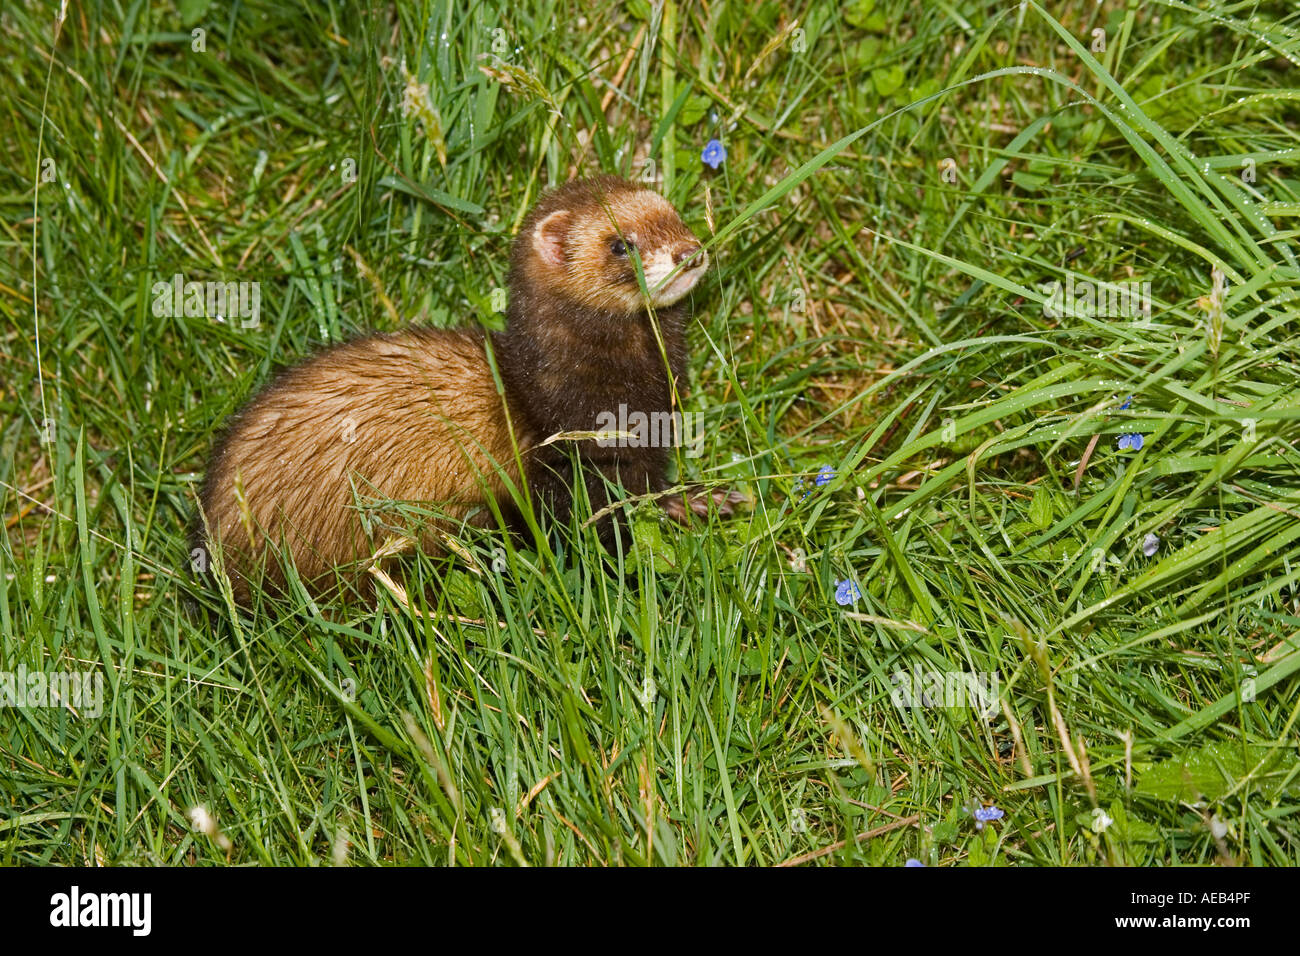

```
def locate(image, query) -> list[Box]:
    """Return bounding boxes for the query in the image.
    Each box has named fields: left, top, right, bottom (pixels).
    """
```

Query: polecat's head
left=514, top=175, right=709, bottom=313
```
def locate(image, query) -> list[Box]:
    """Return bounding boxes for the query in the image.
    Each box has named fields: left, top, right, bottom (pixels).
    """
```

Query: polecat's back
left=197, top=328, right=523, bottom=602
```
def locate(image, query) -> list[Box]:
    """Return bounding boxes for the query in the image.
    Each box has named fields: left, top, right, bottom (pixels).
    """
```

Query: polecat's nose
left=673, top=243, right=704, bottom=266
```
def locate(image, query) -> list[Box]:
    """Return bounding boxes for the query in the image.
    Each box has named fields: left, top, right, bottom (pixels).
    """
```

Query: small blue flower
left=904, top=858, right=926, bottom=867
left=1117, top=433, right=1144, bottom=451
left=794, top=466, right=835, bottom=501
left=1119, top=396, right=1133, bottom=411
left=834, top=580, right=861, bottom=606
left=1142, top=533, right=1160, bottom=557
left=701, top=138, right=726, bottom=170
left=973, top=805, right=1004, bottom=830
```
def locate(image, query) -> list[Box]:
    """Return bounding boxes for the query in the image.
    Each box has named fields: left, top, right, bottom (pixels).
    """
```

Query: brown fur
left=198, top=329, right=523, bottom=601
left=197, top=175, right=721, bottom=605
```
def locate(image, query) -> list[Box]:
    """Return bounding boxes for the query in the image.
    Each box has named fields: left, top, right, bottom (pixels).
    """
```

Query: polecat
left=196, top=175, right=739, bottom=604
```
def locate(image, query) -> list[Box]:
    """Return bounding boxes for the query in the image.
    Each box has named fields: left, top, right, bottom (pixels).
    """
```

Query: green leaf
left=377, top=176, right=484, bottom=216
left=1012, top=170, right=1050, bottom=191
left=678, top=94, right=711, bottom=128
left=844, top=0, right=877, bottom=29
left=443, top=569, right=479, bottom=615
left=1108, top=801, right=1162, bottom=845
left=1029, top=487, right=1054, bottom=531
left=178, top=0, right=212, bottom=27
left=1135, top=744, right=1300, bottom=802
left=872, top=65, right=906, bottom=97
left=848, top=37, right=881, bottom=69
left=633, top=518, right=678, bottom=574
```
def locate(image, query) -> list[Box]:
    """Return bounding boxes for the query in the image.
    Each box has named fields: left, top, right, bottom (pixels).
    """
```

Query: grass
left=2, top=0, right=1300, bottom=866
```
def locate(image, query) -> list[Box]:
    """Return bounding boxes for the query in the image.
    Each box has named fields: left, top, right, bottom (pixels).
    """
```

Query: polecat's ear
left=532, top=210, right=572, bottom=267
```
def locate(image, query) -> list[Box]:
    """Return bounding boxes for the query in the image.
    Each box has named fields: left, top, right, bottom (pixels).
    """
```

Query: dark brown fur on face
left=196, top=175, right=733, bottom=604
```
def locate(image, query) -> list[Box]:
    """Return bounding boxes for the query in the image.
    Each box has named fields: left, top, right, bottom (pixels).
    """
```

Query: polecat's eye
left=610, top=238, right=629, bottom=257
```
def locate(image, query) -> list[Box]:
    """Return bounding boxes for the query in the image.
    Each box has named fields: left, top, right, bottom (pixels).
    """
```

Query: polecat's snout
left=673, top=243, right=703, bottom=264
left=646, top=241, right=708, bottom=306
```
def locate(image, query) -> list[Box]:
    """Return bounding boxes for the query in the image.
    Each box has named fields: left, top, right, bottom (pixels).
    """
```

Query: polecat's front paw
left=660, top=486, right=748, bottom=525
